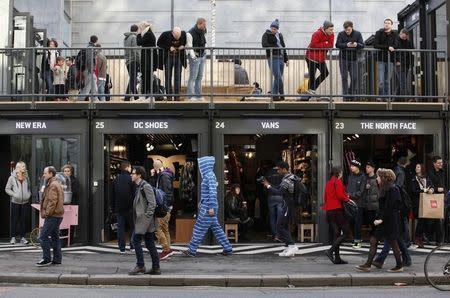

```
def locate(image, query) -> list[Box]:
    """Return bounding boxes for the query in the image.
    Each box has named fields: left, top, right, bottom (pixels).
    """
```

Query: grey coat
left=5, top=171, right=31, bottom=204
left=124, top=32, right=141, bottom=63
left=364, top=174, right=379, bottom=211
left=347, top=172, right=367, bottom=207
left=133, top=180, right=157, bottom=235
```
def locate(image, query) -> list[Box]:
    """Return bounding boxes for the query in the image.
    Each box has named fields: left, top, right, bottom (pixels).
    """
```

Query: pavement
left=0, top=242, right=447, bottom=288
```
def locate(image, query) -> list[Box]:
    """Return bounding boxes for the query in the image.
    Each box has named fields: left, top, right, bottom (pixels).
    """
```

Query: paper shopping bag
left=419, top=193, right=444, bottom=219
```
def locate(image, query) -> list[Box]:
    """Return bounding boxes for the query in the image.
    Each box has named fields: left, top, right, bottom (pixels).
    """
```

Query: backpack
left=291, top=176, right=309, bottom=208
left=397, top=186, right=412, bottom=218
left=140, top=185, right=169, bottom=218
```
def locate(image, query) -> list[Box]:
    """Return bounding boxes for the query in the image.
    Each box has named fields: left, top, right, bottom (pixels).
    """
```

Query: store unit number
left=215, top=122, right=225, bottom=129
left=335, top=122, right=344, bottom=130
left=95, top=122, right=105, bottom=129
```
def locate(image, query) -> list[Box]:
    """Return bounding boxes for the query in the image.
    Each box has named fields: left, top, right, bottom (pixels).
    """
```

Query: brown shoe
left=372, top=261, right=383, bottom=269
left=128, top=266, right=146, bottom=275
left=355, top=264, right=371, bottom=272
left=145, top=268, right=161, bottom=275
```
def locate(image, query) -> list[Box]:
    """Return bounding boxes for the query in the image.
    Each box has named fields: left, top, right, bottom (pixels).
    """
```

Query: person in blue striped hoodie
left=183, top=156, right=233, bottom=257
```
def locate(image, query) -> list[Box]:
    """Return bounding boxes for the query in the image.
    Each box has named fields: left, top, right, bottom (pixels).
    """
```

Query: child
left=53, top=56, right=67, bottom=101
left=65, top=57, right=79, bottom=101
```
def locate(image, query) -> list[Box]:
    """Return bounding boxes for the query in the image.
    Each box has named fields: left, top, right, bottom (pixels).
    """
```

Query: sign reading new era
left=15, top=121, right=47, bottom=129
left=359, top=121, right=417, bottom=131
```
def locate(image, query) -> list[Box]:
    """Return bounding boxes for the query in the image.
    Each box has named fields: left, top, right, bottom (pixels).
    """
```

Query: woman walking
left=323, top=166, right=351, bottom=264
left=356, top=168, right=404, bottom=273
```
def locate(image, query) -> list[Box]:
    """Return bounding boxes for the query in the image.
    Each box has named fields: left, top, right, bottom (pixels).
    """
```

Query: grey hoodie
left=124, top=32, right=141, bottom=63
left=5, top=170, right=31, bottom=204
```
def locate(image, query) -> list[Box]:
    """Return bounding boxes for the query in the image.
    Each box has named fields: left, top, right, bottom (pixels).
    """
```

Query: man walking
left=335, top=21, right=364, bottom=100
left=346, top=159, right=366, bottom=249
left=183, top=156, right=233, bottom=257
left=152, top=160, right=175, bottom=260
left=186, top=18, right=207, bottom=101
left=129, top=166, right=160, bottom=275
left=112, top=161, right=135, bottom=254
left=124, top=24, right=141, bottom=101
left=262, top=19, right=289, bottom=101
left=36, top=166, right=64, bottom=267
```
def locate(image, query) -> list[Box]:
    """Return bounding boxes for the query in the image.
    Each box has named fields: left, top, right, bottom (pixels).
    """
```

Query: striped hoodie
left=198, top=156, right=218, bottom=210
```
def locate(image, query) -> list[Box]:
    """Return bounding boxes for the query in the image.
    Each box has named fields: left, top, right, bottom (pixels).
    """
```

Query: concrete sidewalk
left=0, top=244, right=442, bottom=287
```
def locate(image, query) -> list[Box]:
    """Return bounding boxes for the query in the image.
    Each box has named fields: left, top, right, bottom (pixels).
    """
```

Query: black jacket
left=137, top=29, right=159, bottom=72
left=157, top=30, right=187, bottom=68
left=335, top=30, right=364, bottom=61
left=373, top=29, right=399, bottom=62
left=409, top=176, right=434, bottom=217
left=261, top=30, right=288, bottom=62
left=112, top=171, right=135, bottom=214
left=156, top=169, right=174, bottom=207
left=395, top=37, right=414, bottom=69
left=428, top=168, right=446, bottom=193
left=347, top=172, right=367, bottom=206
left=377, top=184, right=402, bottom=241
left=394, top=165, right=406, bottom=188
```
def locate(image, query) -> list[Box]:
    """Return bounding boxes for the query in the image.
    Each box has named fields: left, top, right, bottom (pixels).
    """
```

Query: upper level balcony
left=0, top=47, right=447, bottom=112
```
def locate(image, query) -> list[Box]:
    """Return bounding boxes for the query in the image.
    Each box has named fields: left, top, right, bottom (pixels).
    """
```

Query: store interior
left=104, top=134, right=199, bottom=244
left=224, top=134, right=318, bottom=243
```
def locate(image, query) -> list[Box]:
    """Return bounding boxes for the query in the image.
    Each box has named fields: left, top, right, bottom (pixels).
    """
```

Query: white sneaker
left=10, top=237, right=16, bottom=245
left=21, top=237, right=29, bottom=245
left=278, top=248, right=289, bottom=257
left=285, top=245, right=299, bottom=257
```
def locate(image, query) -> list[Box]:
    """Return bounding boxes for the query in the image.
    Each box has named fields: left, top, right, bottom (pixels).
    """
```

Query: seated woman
left=225, top=184, right=253, bottom=239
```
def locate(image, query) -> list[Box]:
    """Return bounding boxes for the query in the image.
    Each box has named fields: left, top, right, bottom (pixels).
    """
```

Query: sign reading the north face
left=359, top=122, right=417, bottom=130
left=15, top=121, right=47, bottom=129
left=133, top=121, right=169, bottom=129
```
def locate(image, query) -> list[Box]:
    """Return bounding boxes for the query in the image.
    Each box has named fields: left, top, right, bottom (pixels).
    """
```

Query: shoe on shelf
left=371, top=260, right=383, bottom=269
left=182, top=250, right=196, bottom=257
left=128, top=266, right=146, bottom=275
left=10, top=237, right=16, bottom=245
left=387, top=266, right=404, bottom=273
left=355, top=264, right=371, bottom=272
left=145, top=268, right=161, bottom=275
left=35, top=259, right=52, bottom=267
left=21, top=237, right=29, bottom=245
left=352, top=242, right=362, bottom=249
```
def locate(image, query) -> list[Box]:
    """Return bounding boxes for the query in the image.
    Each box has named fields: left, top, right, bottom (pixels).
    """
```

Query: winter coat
left=112, top=171, right=135, bottom=215
left=305, top=28, right=334, bottom=63
left=409, top=175, right=434, bottom=218
left=66, top=65, right=78, bottom=90
left=323, top=176, right=349, bottom=211
left=137, top=28, right=159, bottom=72
left=335, top=29, right=364, bottom=61
left=347, top=172, right=367, bottom=206
left=234, top=64, right=250, bottom=85
left=186, top=25, right=207, bottom=59
left=85, top=42, right=97, bottom=73
left=375, top=183, right=402, bottom=241
left=395, top=37, right=414, bottom=69
left=373, top=28, right=399, bottom=63
left=5, top=170, right=31, bottom=204
left=133, top=180, right=157, bottom=235
left=267, top=172, right=297, bottom=223
left=41, top=49, right=60, bottom=77
left=157, top=30, right=187, bottom=68
left=226, top=193, right=243, bottom=220
left=156, top=168, right=174, bottom=207
left=261, top=30, right=289, bottom=62
left=198, top=156, right=219, bottom=211
left=364, top=174, right=379, bottom=211
left=427, top=168, right=446, bottom=193
left=40, top=176, right=65, bottom=218
left=96, top=52, right=107, bottom=79
left=124, top=32, right=141, bottom=63
left=394, top=165, right=406, bottom=188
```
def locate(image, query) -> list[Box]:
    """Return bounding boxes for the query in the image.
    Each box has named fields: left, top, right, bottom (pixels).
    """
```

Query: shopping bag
left=419, top=193, right=444, bottom=219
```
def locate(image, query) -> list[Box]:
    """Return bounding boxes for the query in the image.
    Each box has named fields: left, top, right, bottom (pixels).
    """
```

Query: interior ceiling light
left=355, top=134, right=359, bottom=138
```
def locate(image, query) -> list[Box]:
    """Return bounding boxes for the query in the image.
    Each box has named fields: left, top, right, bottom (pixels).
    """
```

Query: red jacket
left=323, top=176, right=349, bottom=211
left=305, top=28, right=334, bottom=63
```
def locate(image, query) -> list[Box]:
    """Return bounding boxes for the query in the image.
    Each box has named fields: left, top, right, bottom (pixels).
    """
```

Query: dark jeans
left=117, top=211, right=135, bottom=252
left=268, top=196, right=284, bottom=236
left=10, top=202, right=29, bottom=238
left=339, top=59, right=359, bottom=97
left=375, top=237, right=411, bottom=265
left=327, top=208, right=351, bottom=259
left=306, top=58, right=329, bottom=91
left=395, top=66, right=411, bottom=96
left=42, top=71, right=54, bottom=96
left=39, top=216, right=63, bottom=263
left=426, top=219, right=443, bottom=243
left=164, top=56, right=182, bottom=96
left=353, top=207, right=365, bottom=241
left=267, top=56, right=285, bottom=95
left=133, top=232, right=159, bottom=269
left=276, top=203, right=294, bottom=245
left=125, top=61, right=140, bottom=100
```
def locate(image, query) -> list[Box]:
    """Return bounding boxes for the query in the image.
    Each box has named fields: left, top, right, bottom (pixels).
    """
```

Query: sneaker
left=145, top=268, right=161, bottom=275
left=159, top=249, right=174, bottom=260
left=182, top=250, right=196, bottom=257
left=219, top=250, right=233, bottom=256
left=403, top=260, right=412, bottom=267
left=352, top=242, right=362, bottom=249
left=51, top=261, right=61, bottom=265
left=130, top=248, right=135, bottom=253
left=335, top=258, right=348, bottom=265
left=355, top=264, right=371, bottom=272
left=282, top=245, right=298, bottom=257
left=372, top=260, right=383, bottom=269
left=306, top=89, right=316, bottom=95
left=120, top=250, right=126, bottom=255
left=128, top=266, right=146, bottom=275
left=387, top=266, right=404, bottom=273
left=325, top=250, right=336, bottom=264
left=21, top=237, right=29, bottom=245
left=35, top=259, right=52, bottom=267
left=278, top=248, right=289, bottom=257
left=10, top=237, right=16, bottom=245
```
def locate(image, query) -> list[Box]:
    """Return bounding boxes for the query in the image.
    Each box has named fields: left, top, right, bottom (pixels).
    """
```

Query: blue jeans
left=117, top=211, right=134, bottom=252
left=339, top=59, right=359, bottom=96
left=377, top=62, right=394, bottom=96
left=164, top=56, right=183, bottom=96
left=79, top=70, right=98, bottom=100
left=187, top=56, right=206, bottom=97
left=125, top=61, right=140, bottom=100
left=375, top=237, right=411, bottom=265
left=268, top=56, right=284, bottom=95
left=42, top=71, right=54, bottom=96
left=132, top=232, right=159, bottom=269
left=395, top=66, right=411, bottom=96
left=97, top=79, right=106, bottom=101
left=268, top=196, right=284, bottom=236
left=39, top=216, right=63, bottom=263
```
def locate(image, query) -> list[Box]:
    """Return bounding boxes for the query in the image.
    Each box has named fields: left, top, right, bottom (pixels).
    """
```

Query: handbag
left=343, top=199, right=358, bottom=219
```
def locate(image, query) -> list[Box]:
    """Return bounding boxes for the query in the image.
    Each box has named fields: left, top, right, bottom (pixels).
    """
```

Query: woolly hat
left=271, top=19, right=280, bottom=29
left=366, top=161, right=376, bottom=169
left=350, top=159, right=362, bottom=169
left=323, top=20, right=334, bottom=30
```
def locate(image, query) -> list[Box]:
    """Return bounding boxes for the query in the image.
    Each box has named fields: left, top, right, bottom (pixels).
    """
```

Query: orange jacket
left=41, top=177, right=65, bottom=218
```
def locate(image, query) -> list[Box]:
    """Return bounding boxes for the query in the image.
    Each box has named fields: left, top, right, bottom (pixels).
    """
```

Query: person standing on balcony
left=124, top=24, right=141, bottom=101
left=395, top=29, right=414, bottom=99
left=95, top=44, right=108, bottom=101
left=41, top=38, right=60, bottom=100
left=78, top=35, right=99, bottom=101
left=335, top=21, right=364, bottom=101
left=157, top=27, right=187, bottom=101
left=374, top=19, right=399, bottom=99
left=137, top=21, right=158, bottom=99
left=262, top=19, right=289, bottom=101
left=186, top=18, right=207, bottom=101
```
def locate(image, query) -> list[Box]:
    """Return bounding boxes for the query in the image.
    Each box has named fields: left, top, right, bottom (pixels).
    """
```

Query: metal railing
left=0, top=47, right=447, bottom=106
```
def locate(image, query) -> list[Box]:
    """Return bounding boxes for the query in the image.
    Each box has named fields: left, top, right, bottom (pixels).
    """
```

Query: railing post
left=150, top=47, right=154, bottom=109
left=31, top=48, right=36, bottom=106
left=329, top=48, right=333, bottom=103
left=209, top=47, right=214, bottom=108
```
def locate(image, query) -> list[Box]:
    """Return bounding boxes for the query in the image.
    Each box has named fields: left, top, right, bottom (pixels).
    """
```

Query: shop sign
left=334, top=121, right=417, bottom=131
left=15, top=121, right=47, bottom=129
left=133, top=121, right=169, bottom=129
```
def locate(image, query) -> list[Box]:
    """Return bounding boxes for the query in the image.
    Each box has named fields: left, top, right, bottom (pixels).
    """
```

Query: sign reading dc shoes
left=133, top=121, right=169, bottom=129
